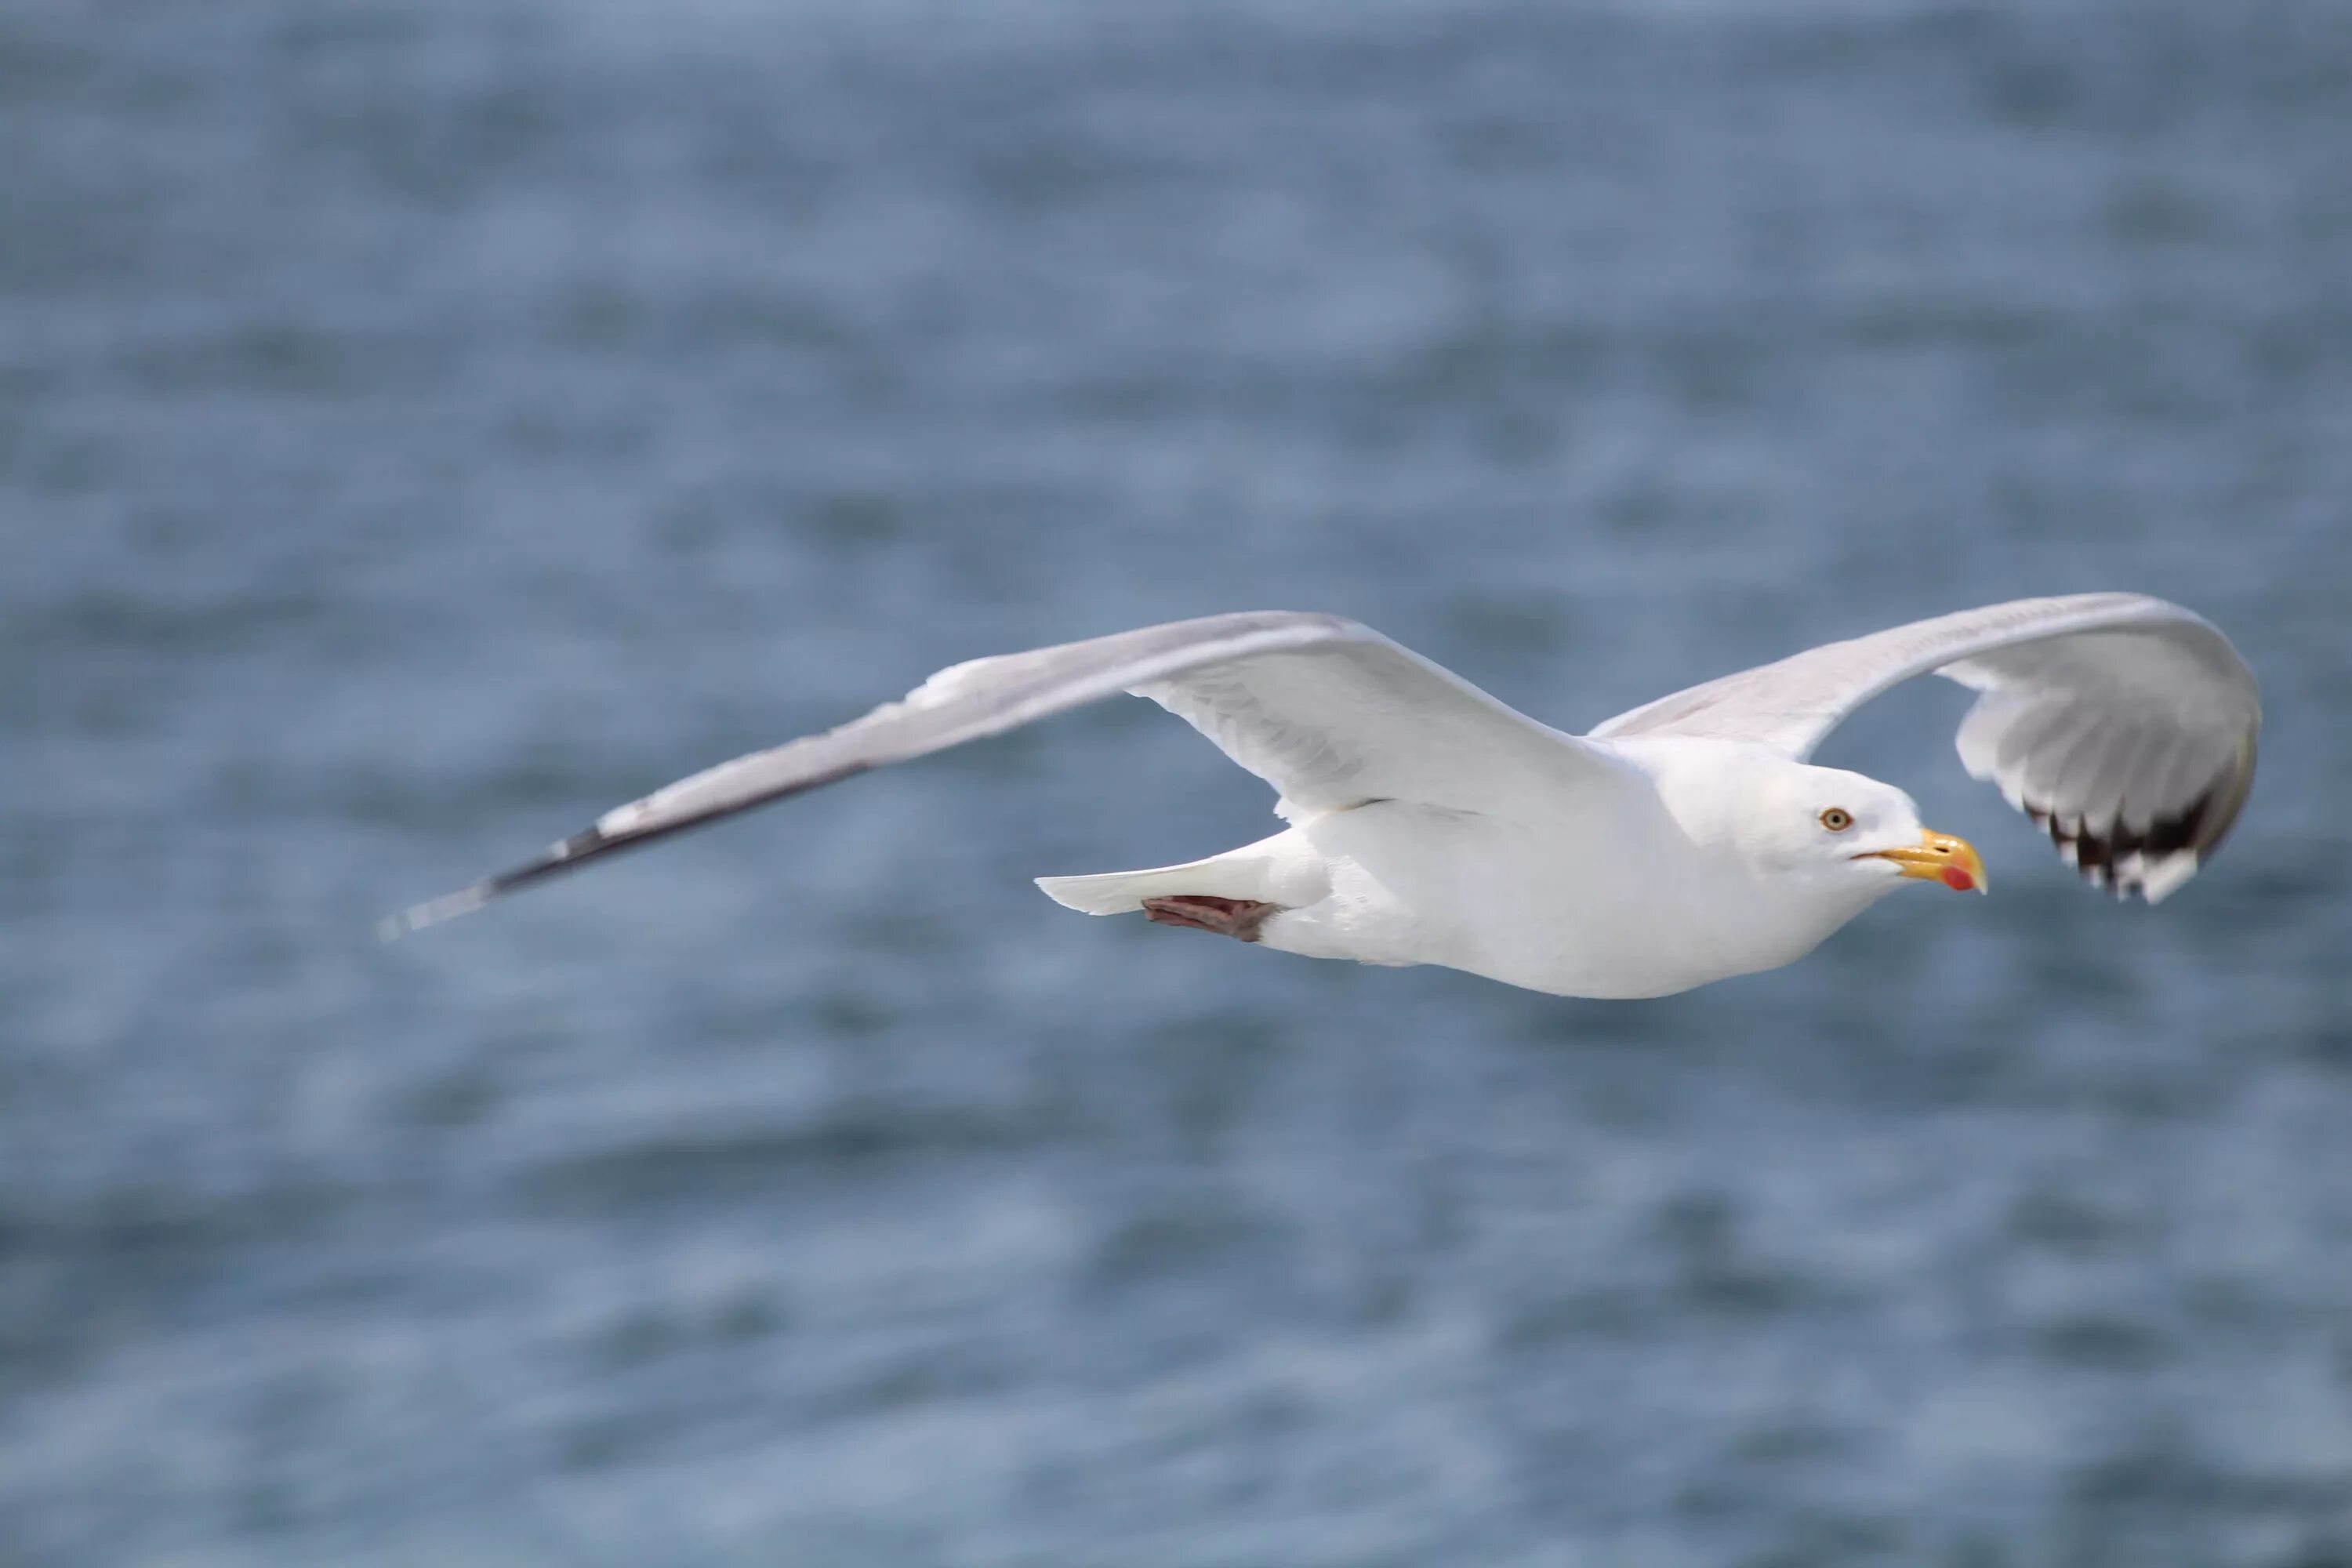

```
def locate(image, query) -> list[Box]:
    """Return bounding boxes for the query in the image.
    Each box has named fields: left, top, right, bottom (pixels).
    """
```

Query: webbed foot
left=1141, top=895, right=1284, bottom=942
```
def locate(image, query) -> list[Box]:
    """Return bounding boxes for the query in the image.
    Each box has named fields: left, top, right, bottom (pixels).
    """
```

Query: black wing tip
left=2024, top=760, right=2251, bottom=905
left=2027, top=799, right=2190, bottom=902
left=379, top=826, right=615, bottom=940
left=377, top=755, right=882, bottom=942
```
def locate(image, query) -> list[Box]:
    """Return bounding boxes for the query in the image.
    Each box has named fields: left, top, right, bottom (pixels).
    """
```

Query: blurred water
left=6, top=1, right=2352, bottom=1563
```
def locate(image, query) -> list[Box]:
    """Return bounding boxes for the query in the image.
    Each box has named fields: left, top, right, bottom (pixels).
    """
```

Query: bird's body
left=1245, top=795, right=1696, bottom=996
left=391, top=593, right=2259, bottom=1000
left=1041, top=739, right=1909, bottom=998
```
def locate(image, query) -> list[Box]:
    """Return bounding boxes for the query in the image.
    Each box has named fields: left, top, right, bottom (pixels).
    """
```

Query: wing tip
left=2138, top=852, right=2199, bottom=904
left=378, top=883, right=494, bottom=941
left=2026, top=789, right=2224, bottom=906
left=379, top=826, right=615, bottom=941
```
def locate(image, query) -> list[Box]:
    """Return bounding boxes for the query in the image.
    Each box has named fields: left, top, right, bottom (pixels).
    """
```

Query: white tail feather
left=1035, top=844, right=1281, bottom=916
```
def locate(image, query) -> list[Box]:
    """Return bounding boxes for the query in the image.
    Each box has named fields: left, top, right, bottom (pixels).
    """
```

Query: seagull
left=387, top=592, right=2259, bottom=1000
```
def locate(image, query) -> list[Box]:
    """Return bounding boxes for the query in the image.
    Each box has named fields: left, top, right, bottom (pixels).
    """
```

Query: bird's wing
left=1588, top=593, right=2260, bottom=902
left=388, top=611, right=1631, bottom=934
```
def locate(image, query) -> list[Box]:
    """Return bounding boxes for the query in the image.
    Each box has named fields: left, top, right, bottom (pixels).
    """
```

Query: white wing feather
left=1589, top=593, right=2259, bottom=902
left=388, top=612, right=1627, bottom=934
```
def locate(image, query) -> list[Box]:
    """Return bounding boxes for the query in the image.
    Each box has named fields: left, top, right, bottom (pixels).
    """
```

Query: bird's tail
left=1035, top=841, right=1285, bottom=916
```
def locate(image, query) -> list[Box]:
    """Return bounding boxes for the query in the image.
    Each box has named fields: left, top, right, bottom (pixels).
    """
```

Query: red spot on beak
left=1941, top=866, right=1976, bottom=892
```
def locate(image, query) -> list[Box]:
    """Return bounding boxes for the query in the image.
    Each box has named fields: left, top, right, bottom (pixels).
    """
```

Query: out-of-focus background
left=7, top=0, right=2350, bottom=1563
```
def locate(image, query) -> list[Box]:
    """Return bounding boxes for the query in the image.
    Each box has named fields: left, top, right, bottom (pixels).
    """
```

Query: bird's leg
left=1141, top=895, right=1285, bottom=943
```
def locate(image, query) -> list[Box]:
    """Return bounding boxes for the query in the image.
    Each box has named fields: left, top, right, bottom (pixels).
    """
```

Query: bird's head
left=1726, top=759, right=1987, bottom=899
left=1635, top=742, right=1987, bottom=904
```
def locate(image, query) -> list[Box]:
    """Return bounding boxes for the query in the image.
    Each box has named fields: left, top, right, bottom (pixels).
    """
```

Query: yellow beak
left=1857, top=829, right=1987, bottom=893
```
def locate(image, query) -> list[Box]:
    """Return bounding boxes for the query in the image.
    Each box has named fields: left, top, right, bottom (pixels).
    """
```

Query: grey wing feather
left=1588, top=592, right=2260, bottom=902
left=387, top=611, right=1619, bottom=935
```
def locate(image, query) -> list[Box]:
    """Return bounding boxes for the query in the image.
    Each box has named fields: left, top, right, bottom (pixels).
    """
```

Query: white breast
left=1247, top=795, right=1780, bottom=1000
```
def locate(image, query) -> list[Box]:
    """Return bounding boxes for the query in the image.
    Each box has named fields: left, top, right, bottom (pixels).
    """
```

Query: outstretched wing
left=1589, top=593, right=2260, bottom=902
left=388, top=611, right=1628, bottom=935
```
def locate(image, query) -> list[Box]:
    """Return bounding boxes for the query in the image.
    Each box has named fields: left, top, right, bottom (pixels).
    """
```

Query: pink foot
left=1141, top=895, right=1284, bottom=943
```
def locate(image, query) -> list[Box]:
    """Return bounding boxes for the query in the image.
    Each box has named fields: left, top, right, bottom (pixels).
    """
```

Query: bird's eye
left=1819, top=807, right=1854, bottom=833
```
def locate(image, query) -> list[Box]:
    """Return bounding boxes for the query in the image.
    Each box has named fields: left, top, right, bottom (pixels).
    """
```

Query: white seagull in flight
left=390, top=593, right=2259, bottom=1000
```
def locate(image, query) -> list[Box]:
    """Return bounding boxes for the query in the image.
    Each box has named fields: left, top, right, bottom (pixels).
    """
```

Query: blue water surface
left=6, top=2, right=2351, bottom=1564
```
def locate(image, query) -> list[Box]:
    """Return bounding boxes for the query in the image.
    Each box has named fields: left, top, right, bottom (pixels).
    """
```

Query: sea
left=5, top=1, right=2350, bottom=1563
